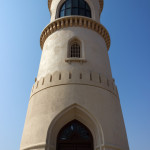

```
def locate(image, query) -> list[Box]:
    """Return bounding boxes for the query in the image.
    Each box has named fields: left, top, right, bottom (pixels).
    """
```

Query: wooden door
left=57, top=120, right=93, bottom=150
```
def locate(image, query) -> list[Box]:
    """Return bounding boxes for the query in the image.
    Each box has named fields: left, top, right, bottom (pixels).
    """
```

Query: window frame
left=65, top=38, right=86, bottom=63
left=69, top=41, right=81, bottom=58
left=59, top=0, right=91, bottom=18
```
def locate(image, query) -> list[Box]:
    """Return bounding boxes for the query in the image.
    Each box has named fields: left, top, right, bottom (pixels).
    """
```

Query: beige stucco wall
left=20, top=26, right=129, bottom=150
left=37, top=27, right=112, bottom=81
left=50, top=0, right=100, bottom=22
left=21, top=1, right=129, bottom=149
left=20, top=82, right=128, bottom=150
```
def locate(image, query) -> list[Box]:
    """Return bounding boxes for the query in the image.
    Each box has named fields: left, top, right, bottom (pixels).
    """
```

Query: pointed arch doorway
left=57, top=120, right=93, bottom=150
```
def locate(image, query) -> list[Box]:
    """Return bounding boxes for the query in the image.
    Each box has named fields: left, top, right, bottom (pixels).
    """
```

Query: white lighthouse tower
left=20, top=0, right=129, bottom=150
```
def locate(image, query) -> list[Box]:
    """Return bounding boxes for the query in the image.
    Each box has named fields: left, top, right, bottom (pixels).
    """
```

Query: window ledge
left=65, top=58, right=87, bottom=64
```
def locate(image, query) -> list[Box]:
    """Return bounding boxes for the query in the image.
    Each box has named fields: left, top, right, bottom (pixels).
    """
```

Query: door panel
left=57, top=120, right=93, bottom=150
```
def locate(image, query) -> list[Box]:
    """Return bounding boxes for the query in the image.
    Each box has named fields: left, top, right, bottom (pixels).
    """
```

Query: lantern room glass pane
left=61, top=4, right=65, bottom=10
left=60, top=10, right=65, bottom=17
left=79, top=8, right=85, bottom=16
left=59, top=0, right=91, bottom=18
left=72, top=8, right=78, bottom=15
left=72, top=0, right=78, bottom=8
left=66, top=0, right=72, bottom=8
left=86, top=11, right=91, bottom=17
left=86, top=3, right=90, bottom=10
left=79, top=0, right=85, bottom=8
left=66, top=8, right=71, bottom=16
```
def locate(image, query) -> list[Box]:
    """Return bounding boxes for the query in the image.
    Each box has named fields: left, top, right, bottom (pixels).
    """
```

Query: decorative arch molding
left=45, top=104, right=104, bottom=150
left=55, top=0, right=95, bottom=20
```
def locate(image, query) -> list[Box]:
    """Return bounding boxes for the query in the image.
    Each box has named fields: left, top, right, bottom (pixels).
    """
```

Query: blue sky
left=0, top=0, right=150, bottom=149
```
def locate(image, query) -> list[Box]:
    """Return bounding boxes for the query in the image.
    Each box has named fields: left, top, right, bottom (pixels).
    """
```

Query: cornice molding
left=48, top=0, right=104, bottom=13
left=40, top=16, right=110, bottom=50
left=30, top=71, right=118, bottom=98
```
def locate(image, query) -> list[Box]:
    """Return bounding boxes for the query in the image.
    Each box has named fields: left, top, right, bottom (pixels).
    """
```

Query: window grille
left=70, top=42, right=81, bottom=58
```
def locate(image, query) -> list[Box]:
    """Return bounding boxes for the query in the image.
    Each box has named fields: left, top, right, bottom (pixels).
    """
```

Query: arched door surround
left=46, top=104, right=104, bottom=150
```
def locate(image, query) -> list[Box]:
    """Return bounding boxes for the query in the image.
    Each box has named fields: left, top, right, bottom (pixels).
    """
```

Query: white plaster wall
left=50, top=0, right=100, bottom=22
left=37, top=27, right=112, bottom=80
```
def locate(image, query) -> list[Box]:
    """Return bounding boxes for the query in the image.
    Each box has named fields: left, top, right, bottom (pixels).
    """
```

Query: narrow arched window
left=69, top=40, right=81, bottom=58
left=59, top=0, right=91, bottom=18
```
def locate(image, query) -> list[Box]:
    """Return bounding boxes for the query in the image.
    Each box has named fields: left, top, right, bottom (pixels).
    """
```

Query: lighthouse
left=20, top=0, right=129, bottom=150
